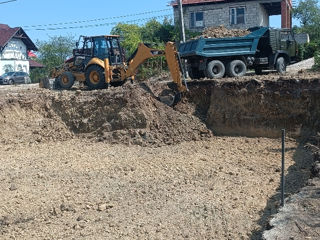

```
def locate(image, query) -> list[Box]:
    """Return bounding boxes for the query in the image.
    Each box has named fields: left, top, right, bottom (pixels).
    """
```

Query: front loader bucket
left=39, top=78, right=56, bottom=89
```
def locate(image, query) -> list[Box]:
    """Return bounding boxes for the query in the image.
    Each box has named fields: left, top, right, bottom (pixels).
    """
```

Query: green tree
left=110, top=19, right=181, bottom=80
left=293, top=0, right=320, bottom=40
left=30, top=35, right=75, bottom=82
left=141, top=19, right=162, bottom=46
left=158, top=18, right=179, bottom=43
left=111, top=23, right=142, bottom=57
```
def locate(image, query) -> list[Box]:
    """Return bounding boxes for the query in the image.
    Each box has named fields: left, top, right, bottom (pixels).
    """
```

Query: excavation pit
left=0, top=72, right=319, bottom=239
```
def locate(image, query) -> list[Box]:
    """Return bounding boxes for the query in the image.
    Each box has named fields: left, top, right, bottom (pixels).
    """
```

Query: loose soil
left=0, top=136, right=305, bottom=240
left=195, top=25, right=250, bottom=39
left=0, top=71, right=319, bottom=239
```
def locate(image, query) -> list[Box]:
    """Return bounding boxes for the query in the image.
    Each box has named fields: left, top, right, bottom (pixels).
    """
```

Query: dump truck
left=178, top=27, right=298, bottom=79
left=41, top=35, right=187, bottom=98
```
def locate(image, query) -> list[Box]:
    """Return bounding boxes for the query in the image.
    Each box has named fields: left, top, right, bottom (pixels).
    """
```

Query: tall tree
left=37, top=35, right=75, bottom=72
left=141, top=19, right=163, bottom=47
left=110, top=24, right=142, bottom=57
left=293, top=0, right=320, bottom=40
left=30, top=35, right=75, bottom=82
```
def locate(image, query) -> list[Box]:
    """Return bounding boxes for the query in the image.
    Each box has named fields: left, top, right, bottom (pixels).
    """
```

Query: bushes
left=297, top=41, right=320, bottom=61
left=305, top=41, right=320, bottom=59
left=136, top=57, right=167, bottom=80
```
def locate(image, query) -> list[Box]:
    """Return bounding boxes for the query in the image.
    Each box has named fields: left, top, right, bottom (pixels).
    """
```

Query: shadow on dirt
left=250, top=140, right=314, bottom=240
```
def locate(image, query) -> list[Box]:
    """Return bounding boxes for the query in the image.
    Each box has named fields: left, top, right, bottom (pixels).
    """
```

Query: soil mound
left=0, top=84, right=212, bottom=146
left=0, top=93, right=72, bottom=144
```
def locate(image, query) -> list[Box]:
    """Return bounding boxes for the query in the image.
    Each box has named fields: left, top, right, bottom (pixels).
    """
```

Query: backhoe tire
left=226, top=60, right=247, bottom=77
left=276, top=57, right=286, bottom=74
left=206, top=60, right=225, bottom=79
left=57, top=71, right=75, bottom=89
left=85, top=65, right=107, bottom=89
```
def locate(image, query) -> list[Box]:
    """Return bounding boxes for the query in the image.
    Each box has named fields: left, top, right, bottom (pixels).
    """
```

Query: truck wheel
left=226, top=60, right=247, bottom=77
left=206, top=60, right=225, bottom=79
left=85, top=65, right=108, bottom=89
left=188, top=67, right=205, bottom=79
left=276, top=57, right=286, bottom=74
left=57, top=71, right=75, bottom=89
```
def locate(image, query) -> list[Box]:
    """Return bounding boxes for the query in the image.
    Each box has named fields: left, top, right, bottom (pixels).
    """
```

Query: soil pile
left=198, top=25, right=250, bottom=39
left=0, top=84, right=212, bottom=146
left=0, top=93, right=73, bottom=144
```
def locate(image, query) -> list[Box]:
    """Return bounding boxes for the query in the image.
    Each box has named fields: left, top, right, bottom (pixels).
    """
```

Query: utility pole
left=178, top=0, right=188, bottom=79
left=178, top=0, right=186, bottom=43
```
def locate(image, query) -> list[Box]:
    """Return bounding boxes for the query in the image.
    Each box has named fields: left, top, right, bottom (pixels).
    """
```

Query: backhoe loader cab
left=73, top=35, right=125, bottom=66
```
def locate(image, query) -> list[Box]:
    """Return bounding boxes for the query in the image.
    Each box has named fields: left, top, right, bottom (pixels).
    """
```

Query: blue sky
left=0, top=0, right=294, bottom=43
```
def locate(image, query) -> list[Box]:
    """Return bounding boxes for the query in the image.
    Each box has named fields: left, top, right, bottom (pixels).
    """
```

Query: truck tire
left=276, top=57, right=286, bottom=74
left=226, top=60, right=247, bottom=77
left=57, top=71, right=75, bottom=89
left=85, top=65, right=108, bottom=89
left=188, top=66, right=205, bottom=79
left=206, top=60, right=225, bottom=79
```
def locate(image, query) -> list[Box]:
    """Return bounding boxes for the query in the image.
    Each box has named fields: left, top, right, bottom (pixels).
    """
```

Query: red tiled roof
left=29, top=59, right=44, bottom=68
left=0, top=24, right=20, bottom=48
left=0, top=24, right=37, bottom=51
left=171, top=0, right=226, bottom=6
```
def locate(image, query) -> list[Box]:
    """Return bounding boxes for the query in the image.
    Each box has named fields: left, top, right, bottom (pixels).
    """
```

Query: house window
left=190, top=12, right=204, bottom=28
left=230, top=7, right=245, bottom=25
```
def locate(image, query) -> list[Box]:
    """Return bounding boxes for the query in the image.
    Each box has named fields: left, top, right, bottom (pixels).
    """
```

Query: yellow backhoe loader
left=40, top=35, right=187, bottom=101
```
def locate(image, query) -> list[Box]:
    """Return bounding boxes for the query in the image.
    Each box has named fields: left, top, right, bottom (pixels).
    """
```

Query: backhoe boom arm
left=124, top=42, right=187, bottom=93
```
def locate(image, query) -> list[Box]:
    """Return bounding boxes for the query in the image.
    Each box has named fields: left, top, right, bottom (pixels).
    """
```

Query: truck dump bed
left=179, top=27, right=269, bottom=58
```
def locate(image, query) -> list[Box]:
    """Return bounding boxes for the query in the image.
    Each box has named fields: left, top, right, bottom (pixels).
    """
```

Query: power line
left=23, top=8, right=172, bottom=29
left=0, top=0, right=17, bottom=4
left=24, top=14, right=172, bottom=31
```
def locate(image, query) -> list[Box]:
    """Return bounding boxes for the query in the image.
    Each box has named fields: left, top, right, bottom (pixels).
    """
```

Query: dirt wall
left=179, top=76, right=320, bottom=139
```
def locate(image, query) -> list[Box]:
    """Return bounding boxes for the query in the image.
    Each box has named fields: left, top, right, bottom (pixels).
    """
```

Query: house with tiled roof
left=0, top=24, right=42, bottom=76
left=171, top=0, right=292, bottom=32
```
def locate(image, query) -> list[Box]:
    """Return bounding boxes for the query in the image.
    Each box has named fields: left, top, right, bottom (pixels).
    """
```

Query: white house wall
left=0, top=38, right=29, bottom=75
left=1, top=38, right=27, bottom=60
left=0, top=60, right=29, bottom=76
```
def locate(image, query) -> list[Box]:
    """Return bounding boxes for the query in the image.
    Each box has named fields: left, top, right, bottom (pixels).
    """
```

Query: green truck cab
left=178, top=27, right=298, bottom=79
